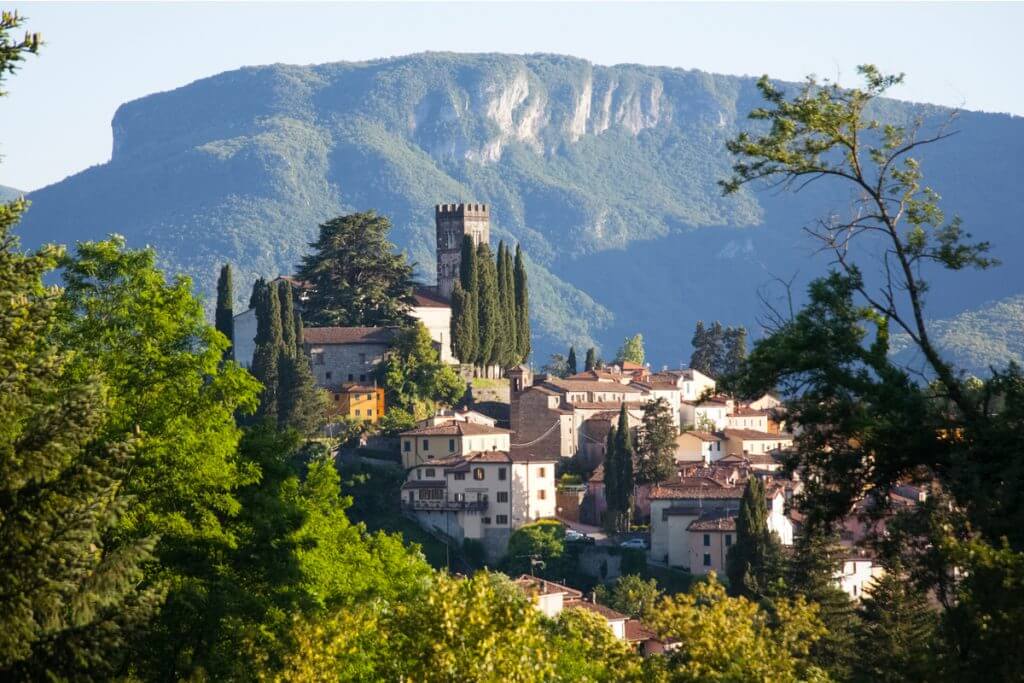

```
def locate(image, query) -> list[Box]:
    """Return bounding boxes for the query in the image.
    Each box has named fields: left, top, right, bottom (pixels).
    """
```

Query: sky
left=1, top=1, right=1022, bottom=191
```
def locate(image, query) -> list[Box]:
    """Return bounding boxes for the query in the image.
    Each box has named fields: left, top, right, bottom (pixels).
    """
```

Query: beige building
left=411, top=288, right=455, bottom=363
left=687, top=514, right=736, bottom=575
left=721, top=429, right=793, bottom=459
left=401, top=450, right=557, bottom=559
left=680, top=397, right=731, bottom=431
left=400, top=422, right=511, bottom=469
left=725, top=407, right=770, bottom=432
left=674, top=431, right=724, bottom=464
left=836, top=552, right=885, bottom=600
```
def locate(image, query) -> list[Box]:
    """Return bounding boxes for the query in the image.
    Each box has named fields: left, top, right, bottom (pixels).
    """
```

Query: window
left=422, top=439, right=429, bottom=451
left=496, top=515, right=509, bottom=525
left=425, top=469, right=435, bottom=478
left=473, top=468, right=485, bottom=481
left=348, top=374, right=354, bottom=382
left=703, top=553, right=711, bottom=567
left=404, top=441, right=411, bottom=452
left=498, top=468, right=507, bottom=481
left=496, top=491, right=508, bottom=503
left=367, top=409, right=373, bottom=416
left=325, top=371, right=332, bottom=380
left=703, top=534, right=711, bottom=547
left=725, top=534, right=733, bottom=547
left=312, top=351, right=324, bottom=365
left=359, top=374, right=366, bottom=382
left=454, top=472, right=465, bottom=481
left=538, top=490, right=546, bottom=500
left=538, top=467, right=546, bottom=477
left=454, top=492, right=465, bottom=502
left=448, top=439, right=455, bottom=452
left=482, top=517, right=491, bottom=525
left=355, top=409, right=360, bottom=416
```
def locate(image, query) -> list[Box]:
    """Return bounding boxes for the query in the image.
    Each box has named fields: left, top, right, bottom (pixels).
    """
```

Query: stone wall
left=307, top=341, right=389, bottom=390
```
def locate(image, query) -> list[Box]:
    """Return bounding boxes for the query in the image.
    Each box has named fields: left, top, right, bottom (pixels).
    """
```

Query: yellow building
left=332, top=384, right=385, bottom=423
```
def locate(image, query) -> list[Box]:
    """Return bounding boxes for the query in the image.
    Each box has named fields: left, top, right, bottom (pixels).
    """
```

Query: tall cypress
left=603, top=425, right=618, bottom=532
left=726, top=477, right=784, bottom=600
left=513, top=244, right=530, bottom=364
left=277, top=348, right=323, bottom=435
left=450, top=281, right=476, bottom=363
left=495, top=242, right=508, bottom=364
left=585, top=347, right=598, bottom=372
left=277, top=279, right=296, bottom=355
left=215, top=263, right=234, bottom=359
left=458, top=236, right=479, bottom=364
left=249, top=276, right=266, bottom=309
left=476, top=242, right=500, bottom=370
left=613, top=405, right=635, bottom=531
left=567, top=346, right=578, bottom=375
left=252, top=281, right=283, bottom=420
left=500, top=243, right=517, bottom=366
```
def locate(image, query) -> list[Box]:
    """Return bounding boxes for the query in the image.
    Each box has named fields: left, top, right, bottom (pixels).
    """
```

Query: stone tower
left=435, top=203, right=490, bottom=298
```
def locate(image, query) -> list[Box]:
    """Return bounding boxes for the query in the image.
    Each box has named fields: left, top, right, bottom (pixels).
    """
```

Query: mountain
left=0, top=184, right=23, bottom=202
left=15, top=53, right=1024, bottom=368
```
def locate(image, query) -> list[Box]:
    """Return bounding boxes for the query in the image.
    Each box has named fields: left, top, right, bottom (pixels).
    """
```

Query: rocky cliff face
left=16, top=53, right=1024, bottom=369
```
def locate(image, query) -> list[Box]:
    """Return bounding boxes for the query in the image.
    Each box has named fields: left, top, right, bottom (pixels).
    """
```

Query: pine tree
left=787, top=529, right=859, bottom=679
left=722, top=326, right=747, bottom=378
left=249, top=276, right=266, bottom=309
left=689, top=321, right=715, bottom=376
left=0, top=32, right=160, bottom=668
left=585, top=347, right=598, bottom=371
left=567, top=346, right=578, bottom=375
left=708, top=321, right=727, bottom=377
left=277, top=279, right=297, bottom=354
left=852, top=561, right=937, bottom=683
left=476, top=243, right=500, bottom=370
left=726, top=477, right=784, bottom=601
left=636, top=398, right=677, bottom=484
left=501, top=243, right=517, bottom=366
left=450, top=281, right=476, bottom=364
left=215, top=263, right=234, bottom=358
left=252, top=280, right=284, bottom=420
left=513, top=244, right=530, bottom=364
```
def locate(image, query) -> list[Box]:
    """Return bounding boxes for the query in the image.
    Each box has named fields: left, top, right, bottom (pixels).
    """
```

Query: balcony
left=403, top=499, right=488, bottom=512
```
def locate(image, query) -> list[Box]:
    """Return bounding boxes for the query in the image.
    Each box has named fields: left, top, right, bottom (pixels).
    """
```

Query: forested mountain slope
left=15, top=53, right=1024, bottom=369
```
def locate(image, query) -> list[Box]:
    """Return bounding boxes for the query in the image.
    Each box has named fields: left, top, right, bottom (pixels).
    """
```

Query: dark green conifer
left=249, top=276, right=266, bottom=309
left=215, top=263, right=234, bottom=358
left=277, top=345, right=323, bottom=435
left=726, top=477, right=784, bottom=600
left=567, top=346, right=578, bottom=375
left=277, top=279, right=296, bottom=354
left=603, top=425, right=618, bottom=532
left=500, top=243, right=517, bottom=366
left=252, top=281, right=284, bottom=420
left=476, top=243, right=500, bottom=370
left=610, top=405, right=635, bottom=532
left=585, top=347, right=598, bottom=371
left=513, top=244, right=530, bottom=363
left=450, top=281, right=476, bottom=364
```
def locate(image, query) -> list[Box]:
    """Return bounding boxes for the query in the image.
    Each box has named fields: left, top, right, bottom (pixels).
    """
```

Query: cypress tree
left=277, top=345, right=323, bottom=436
left=215, top=263, right=234, bottom=358
left=277, top=279, right=296, bottom=355
left=501, top=243, right=517, bottom=366
left=459, top=236, right=480, bottom=364
left=567, top=346, right=578, bottom=375
left=612, top=405, right=635, bottom=532
left=495, top=242, right=510, bottom=366
left=585, top=347, right=598, bottom=371
left=450, top=281, right=476, bottom=363
left=249, top=276, right=266, bottom=309
left=252, top=281, right=284, bottom=420
left=726, top=477, right=784, bottom=600
left=476, top=243, right=500, bottom=370
left=513, top=244, right=530, bottom=363
left=603, top=425, right=618, bottom=532
left=294, top=307, right=304, bottom=348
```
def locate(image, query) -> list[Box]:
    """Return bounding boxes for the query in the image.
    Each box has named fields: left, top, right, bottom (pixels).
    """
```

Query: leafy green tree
left=57, top=238, right=261, bottom=548
left=649, top=573, right=829, bottom=682
left=513, top=244, right=530, bottom=363
left=616, top=333, right=645, bottom=366
left=215, top=263, right=234, bottom=358
left=548, top=607, right=648, bottom=683
left=296, top=211, right=414, bottom=327
left=449, top=281, right=475, bottom=363
left=542, top=352, right=570, bottom=378
left=252, top=278, right=284, bottom=420
left=594, top=574, right=663, bottom=620
left=504, top=520, right=566, bottom=577
left=380, top=322, right=465, bottom=418
left=567, top=345, right=578, bottom=375
left=0, top=33, right=162, bottom=669
left=585, top=346, right=598, bottom=371
left=726, top=477, right=784, bottom=601
left=786, top=530, right=858, bottom=679
left=636, top=397, right=678, bottom=485
left=475, top=242, right=500, bottom=369
left=852, top=561, right=938, bottom=683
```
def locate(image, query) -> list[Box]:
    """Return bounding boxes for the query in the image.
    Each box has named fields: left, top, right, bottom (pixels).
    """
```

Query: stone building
left=434, top=203, right=490, bottom=299
left=304, top=326, right=398, bottom=390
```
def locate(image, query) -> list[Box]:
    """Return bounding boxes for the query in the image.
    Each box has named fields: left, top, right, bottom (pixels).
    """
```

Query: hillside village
left=227, top=201, right=908, bottom=652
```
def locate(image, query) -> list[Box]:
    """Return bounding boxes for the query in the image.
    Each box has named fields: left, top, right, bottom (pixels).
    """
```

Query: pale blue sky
left=1, top=1, right=1021, bottom=191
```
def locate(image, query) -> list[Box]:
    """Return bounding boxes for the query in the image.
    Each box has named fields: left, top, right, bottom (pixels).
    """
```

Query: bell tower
left=435, top=203, right=490, bottom=298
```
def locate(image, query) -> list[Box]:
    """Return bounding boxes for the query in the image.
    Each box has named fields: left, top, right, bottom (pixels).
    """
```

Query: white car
left=619, top=538, right=647, bottom=550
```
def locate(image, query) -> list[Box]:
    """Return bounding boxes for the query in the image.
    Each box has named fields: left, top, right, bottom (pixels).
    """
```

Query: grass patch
left=471, top=378, right=508, bottom=390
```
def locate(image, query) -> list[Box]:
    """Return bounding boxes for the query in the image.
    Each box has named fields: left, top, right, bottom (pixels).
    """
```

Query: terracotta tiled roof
left=543, top=378, right=643, bottom=394
left=649, top=482, right=745, bottom=500
left=412, top=287, right=451, bottom=308
left=303, top=326, right=398, bottom=345
left=401, top=422, right=510, bottom=437
left=730, top=407, right=770, bottom=417
left=566, top=370, right=621, bottom=382
left=723, top=428, right=792, bottom=441
left=571, top=401, right=647, bottom=411
left=687, top=514, right=738, bottom=532
left=679, top=431, right=722, bottom=442
left=514, top=575, right=583, bottom=599
left=682, top=398, right=729, bottom=407
left=568, top=600, right=628, bottom=622
left=336, top=383, right=379, bottom=393
left=633, top=380, right=681, bottom=391
left=624, top=619, right=657, bottom=642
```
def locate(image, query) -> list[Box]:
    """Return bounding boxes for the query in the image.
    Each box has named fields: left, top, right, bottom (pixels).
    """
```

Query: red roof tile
left=303, top=326, right=398, bottom=345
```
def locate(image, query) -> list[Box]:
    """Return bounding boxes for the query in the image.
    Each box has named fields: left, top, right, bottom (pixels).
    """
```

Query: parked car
left=565, top=529, right=596, bottom=545
left=619, top=537, right=647, bottom=550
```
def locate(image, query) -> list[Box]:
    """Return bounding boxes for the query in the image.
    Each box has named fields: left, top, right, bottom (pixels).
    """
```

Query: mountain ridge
left=15, top=52, right=1024, bottom=373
